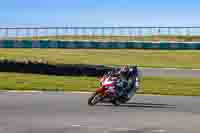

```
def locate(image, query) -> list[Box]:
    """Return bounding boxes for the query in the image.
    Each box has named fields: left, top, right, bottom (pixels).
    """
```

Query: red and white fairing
left=99, top=76, right=116, bottom=93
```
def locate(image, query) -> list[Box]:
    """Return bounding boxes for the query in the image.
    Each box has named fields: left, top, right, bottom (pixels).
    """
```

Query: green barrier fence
left=3, top=40, right=14, bottom=48
left=0, top=40, right=200, bottom=49
left=20, top=40, right=33, bottom=48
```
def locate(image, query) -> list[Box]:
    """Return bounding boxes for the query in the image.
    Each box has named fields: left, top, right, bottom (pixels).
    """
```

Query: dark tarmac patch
left=97, top=102, right=176, bottom=109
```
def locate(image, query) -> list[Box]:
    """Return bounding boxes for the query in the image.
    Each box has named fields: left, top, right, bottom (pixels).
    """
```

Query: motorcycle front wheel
left=88, top=92, right=102, bottom=106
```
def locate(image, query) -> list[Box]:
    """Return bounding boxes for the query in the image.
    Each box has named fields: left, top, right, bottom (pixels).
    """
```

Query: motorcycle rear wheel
left=112, top=99, right=121, bottom=106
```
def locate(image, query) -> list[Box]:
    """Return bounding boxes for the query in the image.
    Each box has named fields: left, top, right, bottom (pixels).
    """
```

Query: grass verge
left=0, top=49, right=200, bottom=69
left=0, top=72, right=200, bottom=96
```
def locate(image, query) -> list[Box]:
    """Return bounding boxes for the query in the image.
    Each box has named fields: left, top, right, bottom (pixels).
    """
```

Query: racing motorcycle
left=88, top=66, right=140, bottom=106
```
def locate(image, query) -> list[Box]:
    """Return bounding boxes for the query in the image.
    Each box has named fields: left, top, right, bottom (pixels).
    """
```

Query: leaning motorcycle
left=88, top=66, right=140, bottom=106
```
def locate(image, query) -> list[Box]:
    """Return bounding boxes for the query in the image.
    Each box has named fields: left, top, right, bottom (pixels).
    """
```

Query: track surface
left=141, top=68, right=200, bottom=77
left=0, top=92, right=200, bottom=133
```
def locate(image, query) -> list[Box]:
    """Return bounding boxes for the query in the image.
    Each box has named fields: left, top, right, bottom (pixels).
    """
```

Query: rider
left=110, top=65, right=130, bottom=98
left=118, top=65, right=130, bottom=97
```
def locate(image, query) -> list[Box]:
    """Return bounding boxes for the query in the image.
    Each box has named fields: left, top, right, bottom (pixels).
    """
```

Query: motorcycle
left=88, top=66, right=140, bottom=106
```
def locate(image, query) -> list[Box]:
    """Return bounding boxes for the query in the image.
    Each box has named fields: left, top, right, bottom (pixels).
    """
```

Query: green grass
left=0, top=72, right=98, bottom=92
left=143, top=77, right=200, bottom=96
left=0, top=49, right=200, bottom=69
left=15, top=35, right=200, bottom=42
left=0, top=72, right=200, bottom=96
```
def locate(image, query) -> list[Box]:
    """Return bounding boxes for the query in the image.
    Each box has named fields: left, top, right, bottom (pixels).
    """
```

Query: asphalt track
left=140, top=68, right=200, bottom=77
left=0, top=92, right=200, bottom=133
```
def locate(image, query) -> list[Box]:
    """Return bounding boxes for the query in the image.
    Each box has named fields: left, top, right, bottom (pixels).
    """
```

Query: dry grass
left=14, top=35, right=200, bottom=42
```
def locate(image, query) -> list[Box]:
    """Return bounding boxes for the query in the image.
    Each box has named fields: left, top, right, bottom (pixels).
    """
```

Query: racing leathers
left=109, top=67, right=130, bottom=98
left=110, top=66, right=140, bottom=98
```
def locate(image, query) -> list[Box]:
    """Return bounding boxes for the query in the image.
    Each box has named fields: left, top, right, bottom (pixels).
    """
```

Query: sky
left=0, top=0, right=200, bottom=27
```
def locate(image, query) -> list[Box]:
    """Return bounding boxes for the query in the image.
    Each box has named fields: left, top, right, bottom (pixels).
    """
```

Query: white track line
left=5, top=90, right=43, bottom=93
left=71, top=91, right=92, bottom=94
left=140, top=67, right=200, bottom=71
left=152, top=129, right=167, bottom=133
left=71, top=125, right=81, bottom=127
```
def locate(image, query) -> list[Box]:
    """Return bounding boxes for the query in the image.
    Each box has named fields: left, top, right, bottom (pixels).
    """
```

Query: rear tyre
left=112, top=99, right=121, bottom=106
left=88, top=92, right=102, bottom=106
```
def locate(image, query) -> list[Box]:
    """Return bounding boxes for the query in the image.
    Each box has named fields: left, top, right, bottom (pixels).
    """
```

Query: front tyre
left=88, top=92, right=102, bottom=106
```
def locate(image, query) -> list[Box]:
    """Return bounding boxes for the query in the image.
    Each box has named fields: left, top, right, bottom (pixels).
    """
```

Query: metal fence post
left=5, top=28, right=9, bottom=40
left=186, top=28, right=190, bottom=36
left=26, top=28, right=30, bottom=39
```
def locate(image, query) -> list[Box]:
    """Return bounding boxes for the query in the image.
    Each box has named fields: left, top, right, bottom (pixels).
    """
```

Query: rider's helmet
left=119, top=65, right=130, bottom=79
left=121, top=65, right=129, bottom=72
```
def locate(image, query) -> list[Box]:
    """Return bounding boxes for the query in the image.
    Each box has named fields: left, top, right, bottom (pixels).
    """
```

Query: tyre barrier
left=0, top=40, right=200, bottom=49
left=0, top=59, right=113, bottom=76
